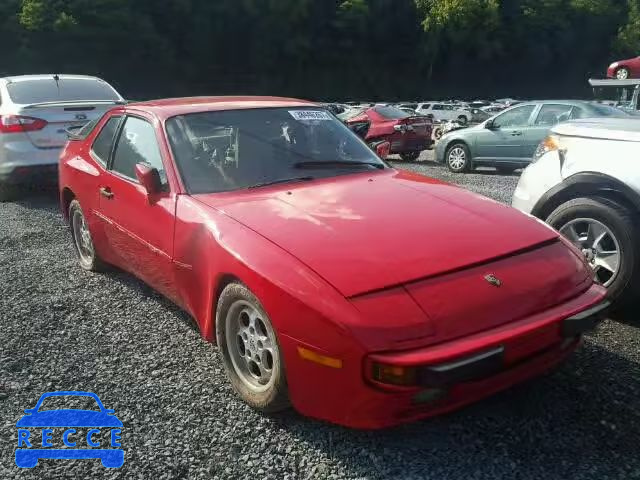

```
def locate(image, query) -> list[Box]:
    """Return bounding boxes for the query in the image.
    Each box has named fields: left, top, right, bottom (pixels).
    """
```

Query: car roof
left=1, top=74, right=108, bottom=84
left=126, top=96, right=319, bottom=119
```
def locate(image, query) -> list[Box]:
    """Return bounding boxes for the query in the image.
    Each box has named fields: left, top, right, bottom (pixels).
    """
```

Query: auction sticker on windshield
left=14, top=391, right=124, bottom=469
left=289, top=110, right=332, bottom=121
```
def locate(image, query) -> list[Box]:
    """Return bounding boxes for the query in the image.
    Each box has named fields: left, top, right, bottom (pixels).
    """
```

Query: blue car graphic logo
left=15, top=391, right=124, bottom=468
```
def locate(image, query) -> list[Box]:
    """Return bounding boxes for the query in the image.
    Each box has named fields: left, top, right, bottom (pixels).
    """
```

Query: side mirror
left=134, top=163, right=162, bottom=195
left=485, top=120, right=497, bottom=130
left=23, top=408, right=35, bottom=414
left=104, top=408, right=116, bottom=415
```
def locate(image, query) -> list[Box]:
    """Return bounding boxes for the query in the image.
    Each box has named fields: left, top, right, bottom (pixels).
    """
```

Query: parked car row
left=1, top=73, right=634, bottom=431
left=435, top=100, right=629, bottom=173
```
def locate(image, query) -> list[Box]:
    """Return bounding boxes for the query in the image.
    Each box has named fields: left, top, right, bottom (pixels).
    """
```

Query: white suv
left=415, top=102, right=470, bottom=124
left=512, top=117, right=640, bottom=304
left=0, top=74, right=124, bottom=201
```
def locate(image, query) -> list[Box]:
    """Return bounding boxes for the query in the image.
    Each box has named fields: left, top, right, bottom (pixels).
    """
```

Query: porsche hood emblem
left=484, top=274, right=502, bottom=287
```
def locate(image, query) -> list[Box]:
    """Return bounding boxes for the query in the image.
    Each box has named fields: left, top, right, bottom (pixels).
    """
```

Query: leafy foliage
left=0, top=0, right=636, bottom=100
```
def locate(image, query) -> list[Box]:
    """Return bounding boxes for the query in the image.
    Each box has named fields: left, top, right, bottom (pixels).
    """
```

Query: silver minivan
left=0, top=74, right=124, bottom=201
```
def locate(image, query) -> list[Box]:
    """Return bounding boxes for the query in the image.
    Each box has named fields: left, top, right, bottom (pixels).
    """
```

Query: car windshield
left=374, top=106, right=410, bottom=119
left=166, top=107, right=385, bottom=194
left=38, top=395, right=101, bottom=412
left=6, top=78, right=121, bottom=104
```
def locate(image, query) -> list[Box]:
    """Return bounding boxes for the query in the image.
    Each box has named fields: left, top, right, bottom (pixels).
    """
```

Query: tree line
left=1, top=0, right=639, bottom=101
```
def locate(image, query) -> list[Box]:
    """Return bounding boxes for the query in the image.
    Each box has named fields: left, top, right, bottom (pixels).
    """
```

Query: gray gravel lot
left=1, top=157, right=639, bottom=480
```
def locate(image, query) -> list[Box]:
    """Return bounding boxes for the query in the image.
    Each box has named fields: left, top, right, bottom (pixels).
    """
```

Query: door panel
left=474, top=104, right=537, bottom=161
left=95, top=115, right=179, bottom=302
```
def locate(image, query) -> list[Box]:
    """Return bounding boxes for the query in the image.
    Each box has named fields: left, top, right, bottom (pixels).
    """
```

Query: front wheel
left=616, top=67, right=630, bottom=80
left=216, top=283, right=289, bottom=413
left=457, top=115, right=468, bottom=126
left=446, top=143, right=471, bottom=173
left=400, top=152, right=420, bottom=162
left=547, top=197, right=640, bottom=304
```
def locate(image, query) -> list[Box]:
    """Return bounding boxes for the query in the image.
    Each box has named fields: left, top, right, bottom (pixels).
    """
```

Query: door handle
left=510, top=131, right=523, bottom=136
left=99, top=187, right=114, bottom=199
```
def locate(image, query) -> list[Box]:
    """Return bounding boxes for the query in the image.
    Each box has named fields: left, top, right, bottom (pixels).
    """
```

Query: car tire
left=457, top=115, right=468, bottom=126
left=216, top=283, right=290, bottom=413
left=69, top=199, right=106, bottom=272
left=616, top=67, right=630, bottom=80
left=546, top=196, right=640, bottom=304
left=400, top=152, right=420, bottom=162
left=446, top=142, right=471, bottom=173
left=433, top=127, right=443, bottom=140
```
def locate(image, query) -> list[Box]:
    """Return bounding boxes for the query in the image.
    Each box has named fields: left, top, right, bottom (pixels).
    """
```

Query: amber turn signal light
left=297, top=347, right=343, bottom=369
left=371, top=362, right=418, bottom=386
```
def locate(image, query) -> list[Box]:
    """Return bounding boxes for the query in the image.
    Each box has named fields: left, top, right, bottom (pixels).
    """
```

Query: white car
left=415, top=102, right=470, bottom=124
left=512, top=117, right=640, bottom=304
left=0, top=74, right=124, bottom=201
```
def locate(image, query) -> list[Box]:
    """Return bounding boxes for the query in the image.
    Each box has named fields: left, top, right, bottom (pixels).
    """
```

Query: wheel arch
left=531, top=172, right=640, bottom=220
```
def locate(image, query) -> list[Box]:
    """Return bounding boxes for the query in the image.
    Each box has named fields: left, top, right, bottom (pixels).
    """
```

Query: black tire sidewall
left=547, top=197, right=639, bottom=303
left=215, top=283, right=289, bottom=412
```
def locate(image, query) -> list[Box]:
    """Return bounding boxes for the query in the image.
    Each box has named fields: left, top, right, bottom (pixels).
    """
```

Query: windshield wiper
left=293, top=161, right=384, bottom=170
left=247, top=176, right=315, bottom=189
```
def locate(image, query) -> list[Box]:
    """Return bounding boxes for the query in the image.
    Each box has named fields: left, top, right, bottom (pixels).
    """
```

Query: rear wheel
left=216, top=283, right=289, bottom=413
left=400, top=152, right=420, bottom=162
left=446, top=143, right=471, bottom=173
left=547, top=197, right=640, bottom=304
left=616, top=67, right=630, bottom=80
left=69, top=200, right=105, bottom=272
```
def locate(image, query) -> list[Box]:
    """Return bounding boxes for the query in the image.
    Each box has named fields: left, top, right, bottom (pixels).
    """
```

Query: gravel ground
left=1, top=159, right=639, bottom=480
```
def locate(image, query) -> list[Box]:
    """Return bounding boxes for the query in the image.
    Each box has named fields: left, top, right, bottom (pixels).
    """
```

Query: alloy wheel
left=616, top=68, right=629, bottom=80
left=225, top=300, right=279, bottom=393
left=559, top=218, right=621, bottom=287
left=448, top=147, right=467, bottom=170
left=72, top=209, right=95, bottom=264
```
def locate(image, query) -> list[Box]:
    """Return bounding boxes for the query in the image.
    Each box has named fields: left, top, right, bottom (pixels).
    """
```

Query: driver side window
left=492, top=105, right=536, bottom=129
left=111, top=116, right=168, bottom=186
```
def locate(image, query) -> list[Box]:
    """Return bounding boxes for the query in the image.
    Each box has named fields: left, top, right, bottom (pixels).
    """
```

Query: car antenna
left=53, top=74, right=60, bottom=95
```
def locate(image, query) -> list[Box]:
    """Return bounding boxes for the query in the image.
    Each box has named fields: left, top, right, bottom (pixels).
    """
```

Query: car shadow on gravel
left=12, top=185, right=59, bottom=212
left=275, top=342, right=639, bottom=479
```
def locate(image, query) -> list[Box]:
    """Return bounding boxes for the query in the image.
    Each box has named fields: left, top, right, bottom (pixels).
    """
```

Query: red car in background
left=607, top=56, right=640, bottom=79
left=344, top=105, right=432, bottom=161
left=59, top=96, right=608, bottom=429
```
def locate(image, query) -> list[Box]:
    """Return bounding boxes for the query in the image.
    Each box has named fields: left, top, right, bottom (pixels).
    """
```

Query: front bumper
left=282, top=284, right=607, bottom=429
left=511, top=151, right=563, bottom=214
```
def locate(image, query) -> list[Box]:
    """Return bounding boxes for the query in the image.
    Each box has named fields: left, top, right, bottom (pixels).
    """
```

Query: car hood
left=196, top=170, right=558, bottom=297
left=16, top=410, right=123, bottom=427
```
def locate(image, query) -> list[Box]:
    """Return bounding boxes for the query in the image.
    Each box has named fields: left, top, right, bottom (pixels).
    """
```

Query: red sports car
left=607, top=56, right=640, bottom=79
left=344, top=105, right=432, bottom=162
left=59, top=97, right=608, bottom=429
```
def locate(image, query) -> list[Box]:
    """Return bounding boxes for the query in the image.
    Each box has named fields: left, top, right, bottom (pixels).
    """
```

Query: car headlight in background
left=532, top=135, right=562, bottom=164
left=610, top=62, right=619, bottom=69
